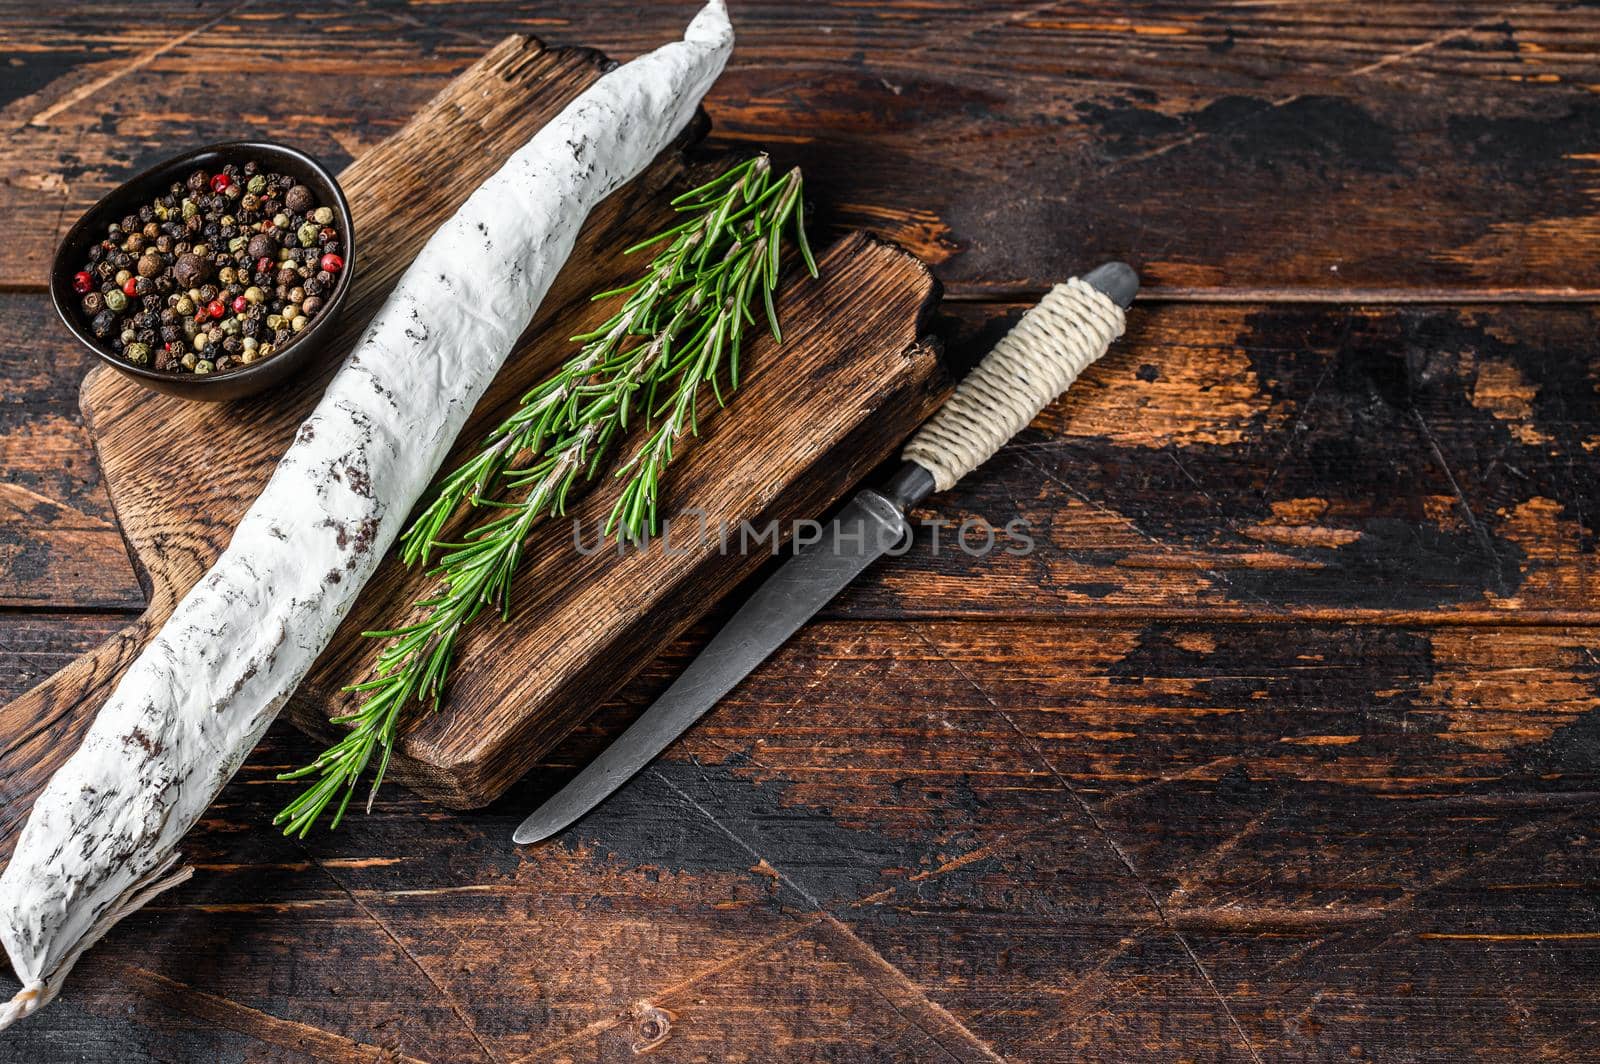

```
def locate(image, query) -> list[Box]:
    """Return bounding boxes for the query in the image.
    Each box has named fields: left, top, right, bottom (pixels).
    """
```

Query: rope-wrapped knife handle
left=903, top=268, right=1134, bottom=493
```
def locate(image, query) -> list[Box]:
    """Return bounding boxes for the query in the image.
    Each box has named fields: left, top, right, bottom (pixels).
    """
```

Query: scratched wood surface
left=2, top=2, right=1599, bottom=1062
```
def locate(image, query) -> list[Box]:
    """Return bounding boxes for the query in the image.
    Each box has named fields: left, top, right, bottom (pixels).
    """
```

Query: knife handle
left=902, top=268, right=1134, bottom=493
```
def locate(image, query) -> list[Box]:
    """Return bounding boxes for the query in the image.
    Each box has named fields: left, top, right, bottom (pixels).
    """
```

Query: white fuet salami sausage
left=0, top=1, right=732, bottom=1028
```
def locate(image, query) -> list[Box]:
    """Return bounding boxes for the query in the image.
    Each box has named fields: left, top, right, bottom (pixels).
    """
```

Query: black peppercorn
left=91, top=309, right=117, bottom=337
left=81, top=292, right=104, bottom=315
left=187, top=170, right=208, bottom=193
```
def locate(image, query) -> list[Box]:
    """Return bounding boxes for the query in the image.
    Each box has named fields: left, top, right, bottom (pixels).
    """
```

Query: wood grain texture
left=0, top=320, right=141, bottom=609
left=11, top=294, right=1599, bottom=624
left=3, top=2, right=1600, bottom=295
left=852, top=300, right=1600, bottom=623
left=0, top=619, right=1596, bottom=1062
left=4, top=2, right=1600, bottom=1062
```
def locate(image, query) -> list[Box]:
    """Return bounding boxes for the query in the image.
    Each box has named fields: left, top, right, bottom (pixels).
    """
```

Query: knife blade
left=514, top=260, right=1139, bottom=844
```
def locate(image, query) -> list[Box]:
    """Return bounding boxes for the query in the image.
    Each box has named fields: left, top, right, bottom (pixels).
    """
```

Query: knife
left=514, top=261, right=1140, bottom=844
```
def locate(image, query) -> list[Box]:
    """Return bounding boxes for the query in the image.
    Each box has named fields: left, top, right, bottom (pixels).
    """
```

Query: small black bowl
left=51, top=141, right=356, bottom=402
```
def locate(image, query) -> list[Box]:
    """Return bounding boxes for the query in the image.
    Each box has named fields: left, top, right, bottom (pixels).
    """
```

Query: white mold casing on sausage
left=0, top=0, right=732, bottom=1029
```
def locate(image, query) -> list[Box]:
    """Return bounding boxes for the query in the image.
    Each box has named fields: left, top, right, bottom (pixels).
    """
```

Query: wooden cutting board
left=0, top=32, right=945, bottom=829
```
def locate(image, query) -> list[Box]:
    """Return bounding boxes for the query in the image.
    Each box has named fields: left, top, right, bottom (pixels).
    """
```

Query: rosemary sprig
left=276, top=155, right=816, bottom=835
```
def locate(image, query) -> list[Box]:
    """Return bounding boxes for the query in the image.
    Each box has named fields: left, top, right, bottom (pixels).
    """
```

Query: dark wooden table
left=4, top=3, right=1599, bottom=1061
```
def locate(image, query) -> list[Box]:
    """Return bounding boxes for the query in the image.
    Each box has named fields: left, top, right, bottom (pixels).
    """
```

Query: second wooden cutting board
left=0, top=30, right=945, bottom=827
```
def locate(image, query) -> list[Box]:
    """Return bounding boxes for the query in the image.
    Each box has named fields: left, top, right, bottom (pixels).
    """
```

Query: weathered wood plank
left=9, top=295, right=1598, bottom=624
left=0, top=307, right=142, bottom=609
left=833, top=299, right=1600, bottom=622
left=0, top=612, right=125, bottom=702
left=3, top=618, right=1597, bottom=1061
left=3, top=2, right=1600, bottom=295
left=5, top=4, right=1600, bottom=1062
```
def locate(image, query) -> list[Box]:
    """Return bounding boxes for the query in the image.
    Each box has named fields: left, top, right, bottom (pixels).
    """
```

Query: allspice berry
left=246, top=233, right=278, bottom=261
left=173, top=253, right=208, bottom=288
left=284, top=184, right=314, bottom=213
left=137, top=253, right=163, bottom=278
